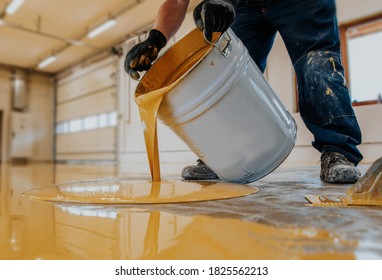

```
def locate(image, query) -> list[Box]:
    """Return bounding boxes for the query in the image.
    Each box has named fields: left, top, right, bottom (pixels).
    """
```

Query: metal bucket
left=136, top=28, right=297, bottom=183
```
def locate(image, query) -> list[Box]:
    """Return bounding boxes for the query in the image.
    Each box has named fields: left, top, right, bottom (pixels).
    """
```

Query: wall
left=29, top=74, right=55, bottom=161
left=0, top=69, right=12, bottom=162
left=336, top=0, right=382, bottom=23
left=55, top=56, right=118, bottom=162
left=0, top=67, right=54, bottom=162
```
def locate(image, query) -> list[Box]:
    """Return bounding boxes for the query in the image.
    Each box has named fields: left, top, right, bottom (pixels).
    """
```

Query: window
left=83, top=115, right=98, bottom=131
left=69, top=119, right=82, bottom=133
left=55, top=122, right=68, bottom=134
left=341, top=15, right=382, bottom=105
left=98, top=113, right=108, bottom=128
left=56, top=111, right=118, bottom=135
left=108, top=111, right=118, bottom=126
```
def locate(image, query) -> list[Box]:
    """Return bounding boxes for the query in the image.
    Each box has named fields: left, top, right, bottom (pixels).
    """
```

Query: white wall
left=336, top=0, right=382, bottom=23
left=0, top=68, right=54, bottom=162
left=0, top=69, right=12, bottom=162
left=29, top=74, right=55, bottom=161
left=55, top=56, right=118, bottom=162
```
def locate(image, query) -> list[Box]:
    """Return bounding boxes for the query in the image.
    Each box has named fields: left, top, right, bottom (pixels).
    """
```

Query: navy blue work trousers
left=231, top=0, right=363, bottom=164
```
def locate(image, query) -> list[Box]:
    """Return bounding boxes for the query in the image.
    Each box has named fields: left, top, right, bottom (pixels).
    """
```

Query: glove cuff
left=148, top=29, right=167, bottom=50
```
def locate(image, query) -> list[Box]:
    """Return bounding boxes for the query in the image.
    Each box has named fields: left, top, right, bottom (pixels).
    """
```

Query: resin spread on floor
left=23, top=179, right=258, bottom=204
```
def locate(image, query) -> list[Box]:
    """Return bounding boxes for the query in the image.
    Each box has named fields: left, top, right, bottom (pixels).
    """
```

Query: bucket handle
left=203, top=31, right=232, bottom=58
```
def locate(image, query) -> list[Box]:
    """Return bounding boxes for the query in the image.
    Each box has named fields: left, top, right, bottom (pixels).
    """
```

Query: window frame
left=339, top=12, right=382, bottom=106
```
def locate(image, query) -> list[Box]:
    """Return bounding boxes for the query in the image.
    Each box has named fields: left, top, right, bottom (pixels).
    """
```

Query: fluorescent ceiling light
left=38, top=55, right=57, bottom=69
left=6, top=0, right=25, bottom=15
left=87, top=19, right=116, bottom=38
left=68, top=39, right=84, bottom=46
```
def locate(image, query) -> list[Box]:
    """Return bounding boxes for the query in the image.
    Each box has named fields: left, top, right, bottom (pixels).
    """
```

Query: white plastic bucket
left=136, top=28, right=297, bottom=183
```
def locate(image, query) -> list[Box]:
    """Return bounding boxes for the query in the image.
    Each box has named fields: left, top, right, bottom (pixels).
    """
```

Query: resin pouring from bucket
left=136, top=28, right=297, bottom=184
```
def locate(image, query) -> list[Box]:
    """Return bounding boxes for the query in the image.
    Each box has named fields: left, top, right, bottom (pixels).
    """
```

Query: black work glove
left=193, top=0, right=237, bottom=43
left=124, top=29, right=167, bottom=80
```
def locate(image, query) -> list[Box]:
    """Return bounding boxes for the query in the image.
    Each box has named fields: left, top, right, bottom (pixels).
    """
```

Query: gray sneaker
left=320, top=151, right=361, bottom=184
left=181, top=159, right=219, bottom=180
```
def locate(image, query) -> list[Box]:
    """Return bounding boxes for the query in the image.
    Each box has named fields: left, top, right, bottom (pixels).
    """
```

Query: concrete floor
left=0, top=162, right=381, bottom=260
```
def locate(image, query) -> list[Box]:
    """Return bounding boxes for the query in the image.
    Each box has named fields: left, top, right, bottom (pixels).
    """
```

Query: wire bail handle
left=203, top=30, right=232, bottom=58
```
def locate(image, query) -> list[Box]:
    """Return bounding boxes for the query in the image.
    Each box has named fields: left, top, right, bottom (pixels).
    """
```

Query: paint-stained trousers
left=231, top=0, right=363, bottom=164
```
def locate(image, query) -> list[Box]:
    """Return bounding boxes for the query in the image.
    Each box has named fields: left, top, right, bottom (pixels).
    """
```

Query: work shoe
left=320, top=151, right=361, bottom=184
left=181, top=159, right=219, bottom=180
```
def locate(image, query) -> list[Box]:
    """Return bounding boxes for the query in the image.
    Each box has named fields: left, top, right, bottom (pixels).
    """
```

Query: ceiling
left=0, top=0, right=175, bottom=74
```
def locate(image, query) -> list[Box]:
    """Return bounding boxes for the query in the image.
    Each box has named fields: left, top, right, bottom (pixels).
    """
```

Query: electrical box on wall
left=11, top=112, right=33, bottom=159
left=12, top=71, right=29, bottom=111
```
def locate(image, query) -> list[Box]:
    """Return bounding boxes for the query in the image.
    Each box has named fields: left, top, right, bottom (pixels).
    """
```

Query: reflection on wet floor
left=1, top=162, right=382, bottom=259
left=23, top=179, right=258, bottom=204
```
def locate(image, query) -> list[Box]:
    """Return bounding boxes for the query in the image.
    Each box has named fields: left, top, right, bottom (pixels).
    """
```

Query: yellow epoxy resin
left=135, top=30, right=218, bottom=182
left=23, top=179, right=258, bottom=204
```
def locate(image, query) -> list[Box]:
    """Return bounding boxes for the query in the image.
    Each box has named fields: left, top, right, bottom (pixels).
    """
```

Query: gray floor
left=141, top=164, right=382, bottom=259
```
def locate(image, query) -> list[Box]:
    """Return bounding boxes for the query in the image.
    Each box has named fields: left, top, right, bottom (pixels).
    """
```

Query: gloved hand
left=124, top=29, right=167, bottom=80
left=193, top=0, right=237, bottom=43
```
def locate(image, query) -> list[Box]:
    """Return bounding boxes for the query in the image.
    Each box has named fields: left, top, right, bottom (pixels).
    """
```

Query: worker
left=124, top=0, right=363, bottom=184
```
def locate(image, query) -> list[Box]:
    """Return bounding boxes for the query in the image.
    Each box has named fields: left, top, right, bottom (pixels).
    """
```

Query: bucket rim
left=135, top=28, right=228, bottom=98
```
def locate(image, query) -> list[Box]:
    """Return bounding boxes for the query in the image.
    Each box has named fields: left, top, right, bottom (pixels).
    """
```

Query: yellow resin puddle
left=23, top=179, right=258, bottom=204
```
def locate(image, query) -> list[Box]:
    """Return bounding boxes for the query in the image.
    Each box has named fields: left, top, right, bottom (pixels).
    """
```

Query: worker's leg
left=231, top=0, right=278, bottom=73
left=272, top=0, right=362, bottom=183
